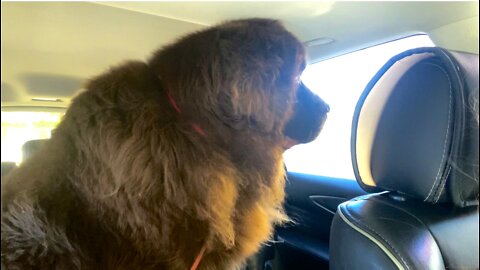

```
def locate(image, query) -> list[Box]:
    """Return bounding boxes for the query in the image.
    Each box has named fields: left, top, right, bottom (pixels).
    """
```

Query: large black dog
left=1, top=18, right=328, bottom=270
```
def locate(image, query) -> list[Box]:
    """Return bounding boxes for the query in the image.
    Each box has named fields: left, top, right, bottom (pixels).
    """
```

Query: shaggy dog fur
left=1, top=19, right=328, bottom=270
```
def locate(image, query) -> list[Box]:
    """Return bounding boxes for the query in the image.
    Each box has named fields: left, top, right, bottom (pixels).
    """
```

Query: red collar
left=165, top=91, right=206, bottom=137
left=190, top=244, right=207, bottom=270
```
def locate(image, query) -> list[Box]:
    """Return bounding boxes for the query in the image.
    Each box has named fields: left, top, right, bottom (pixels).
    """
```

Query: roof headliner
left=1, top=1, right=478, bottom=108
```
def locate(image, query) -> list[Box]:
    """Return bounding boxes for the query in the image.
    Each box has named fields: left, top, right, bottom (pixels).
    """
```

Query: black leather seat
left=330, top=47, right=479, bottom=270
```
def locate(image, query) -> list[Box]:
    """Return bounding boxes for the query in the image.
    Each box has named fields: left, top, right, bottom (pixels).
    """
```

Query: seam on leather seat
left=434, top=165, right=452, bottom=203
left=423, top=62, right=452, bottom=203
left=364, top=195, right=427, bottom=226
left=362, top=194, right=449, bottom=267
left=338, top=205, right=406, bottom=270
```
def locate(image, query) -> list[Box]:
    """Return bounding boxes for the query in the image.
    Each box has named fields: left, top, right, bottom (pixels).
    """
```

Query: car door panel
left=247, top=172, right=366, bottom=270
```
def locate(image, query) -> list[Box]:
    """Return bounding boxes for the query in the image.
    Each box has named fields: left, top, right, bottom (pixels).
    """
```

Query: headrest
left=22, top=139, right=47, bottom=161
left=351, top=47, right=479, bottom=207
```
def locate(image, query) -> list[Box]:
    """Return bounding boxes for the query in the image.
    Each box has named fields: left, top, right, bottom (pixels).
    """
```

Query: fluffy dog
left=1, top=18, right=329, bottom=270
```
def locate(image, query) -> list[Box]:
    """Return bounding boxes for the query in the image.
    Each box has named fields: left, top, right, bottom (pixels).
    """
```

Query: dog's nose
left=315, top=95, right=330, bottom=114
left=300, top=82, right=329, bottom=114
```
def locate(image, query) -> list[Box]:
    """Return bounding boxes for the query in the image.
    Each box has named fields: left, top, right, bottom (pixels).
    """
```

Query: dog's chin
left=283, top=137, right=299, bottom=150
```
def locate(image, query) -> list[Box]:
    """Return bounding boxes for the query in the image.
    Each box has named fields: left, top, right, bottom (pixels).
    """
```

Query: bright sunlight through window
left=1, top=111, right=63, bottom=164
left=284, top=35, right=435, bottom=180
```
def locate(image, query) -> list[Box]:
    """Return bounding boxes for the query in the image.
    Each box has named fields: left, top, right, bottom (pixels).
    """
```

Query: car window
left=284, top=35, right=435, bottom=180
left=1, top=110, right=64, bottom=164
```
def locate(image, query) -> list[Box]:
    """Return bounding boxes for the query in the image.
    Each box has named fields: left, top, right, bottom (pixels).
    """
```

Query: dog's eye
left=295, top=76, right=302, bottom=86
left=300, top=60, right=307, bottom=72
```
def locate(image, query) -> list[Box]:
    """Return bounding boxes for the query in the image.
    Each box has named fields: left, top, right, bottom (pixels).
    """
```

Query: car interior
left=2, top=2, right=479, bottom=270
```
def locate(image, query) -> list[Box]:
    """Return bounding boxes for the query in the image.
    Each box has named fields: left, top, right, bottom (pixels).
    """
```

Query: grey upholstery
left=1, top=162, right=17, bottom=178
left=22, top=139, right=47, bottom=162
left=330, top=47, right=479, bottom=270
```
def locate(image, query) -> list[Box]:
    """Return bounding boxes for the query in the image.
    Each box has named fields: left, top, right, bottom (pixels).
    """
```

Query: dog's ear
left=213, top=64, right=289, bottom=133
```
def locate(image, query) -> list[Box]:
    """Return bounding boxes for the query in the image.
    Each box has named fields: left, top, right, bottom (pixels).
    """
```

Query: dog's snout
left=283, top=82, right=329, bottom=144
left=300, top=82, right=329, bottom=114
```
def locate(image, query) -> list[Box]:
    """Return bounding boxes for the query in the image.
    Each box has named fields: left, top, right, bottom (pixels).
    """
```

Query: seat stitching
left=424, top=63, right=452, bottom=202
left=343, top=205, right=411, bottom=270
left=434, top=165, right=452, bottom=203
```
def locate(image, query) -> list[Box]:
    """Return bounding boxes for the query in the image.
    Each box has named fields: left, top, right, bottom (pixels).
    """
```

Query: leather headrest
left=22, top=139, right=47, bottom=162
left=351, top=47, right=479, bottom=207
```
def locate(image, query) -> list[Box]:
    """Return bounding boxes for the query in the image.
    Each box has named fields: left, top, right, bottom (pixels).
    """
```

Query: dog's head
left=149, top=18, right=328, bottom=148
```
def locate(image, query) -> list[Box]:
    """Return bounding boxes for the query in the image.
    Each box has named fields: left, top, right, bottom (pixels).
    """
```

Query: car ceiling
left=1, top=1, right=478, bottom=109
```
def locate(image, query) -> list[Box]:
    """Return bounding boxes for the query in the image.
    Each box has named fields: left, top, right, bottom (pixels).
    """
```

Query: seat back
left=330, top=47, right=479, bottom=270
left=22, top=139, right=47, bottom=162
left=1, top=162, right=17, bottom=179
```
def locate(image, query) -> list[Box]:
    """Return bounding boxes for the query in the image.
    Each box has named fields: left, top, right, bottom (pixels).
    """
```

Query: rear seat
left=22, top=139, right=47, bottom=161
left=1, top=139, right=48, bottom=180
left=1, top=162, right=17, bottom=178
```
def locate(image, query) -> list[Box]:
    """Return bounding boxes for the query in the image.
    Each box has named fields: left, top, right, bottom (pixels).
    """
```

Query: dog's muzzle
left=283, top=82, right=329, bottom=149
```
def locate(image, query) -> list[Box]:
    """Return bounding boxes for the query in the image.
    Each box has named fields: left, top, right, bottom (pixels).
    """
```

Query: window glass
left=284, top=35, right=435, bottom=180
left=1, top=111, right=63, bottom=164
